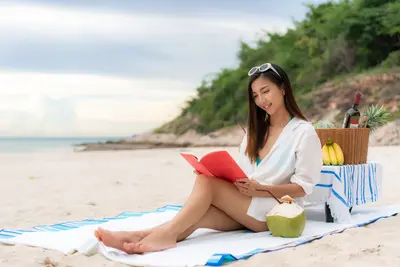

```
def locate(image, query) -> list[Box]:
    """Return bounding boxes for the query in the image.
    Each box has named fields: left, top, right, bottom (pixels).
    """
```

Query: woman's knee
left=195, top=174, right=221, bottom=184
left=195, top=174, right=214, bottom=189
left=194, top=175, right=223, bottom=195
left=195, top=174, right=211, bottom=183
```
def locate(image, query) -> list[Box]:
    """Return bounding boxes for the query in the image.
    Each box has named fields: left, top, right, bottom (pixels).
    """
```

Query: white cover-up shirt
left=236, top=117, right=323, bottom=221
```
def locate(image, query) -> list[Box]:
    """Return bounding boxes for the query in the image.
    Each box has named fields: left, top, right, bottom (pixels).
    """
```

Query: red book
left=180, top=150, right=248, bottom=182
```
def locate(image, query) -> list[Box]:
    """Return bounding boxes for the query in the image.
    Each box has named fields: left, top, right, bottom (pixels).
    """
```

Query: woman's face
left=251, top=76, right=285, bottom=116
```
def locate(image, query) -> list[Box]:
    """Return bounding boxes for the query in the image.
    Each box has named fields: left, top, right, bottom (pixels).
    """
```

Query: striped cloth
left=1, top=204, right=399, bottom=267
left=306, top=162, right=383, bottom=223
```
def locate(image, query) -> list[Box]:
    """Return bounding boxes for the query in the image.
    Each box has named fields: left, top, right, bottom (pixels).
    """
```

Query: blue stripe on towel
left=348, top=166, right=352, bottom=204
left=59, top=221, right=93, bottom=227
left=360, top=165, right=363, bottom=204
left=357, top=165, right=361, bottom=204
left=117, top=212, right=146, bottom=218
left=362, top=165, right=366, bottom=204
left=82, top=219, right=109, bottom=224
left=103, top=217, right=125, bottom=221
left=348, top=166, right=352, bottom=205
left=350, top=165, right=354, bottom=207
left=364, top=164, right=368, bottom=203
left=332, top=189, right=349, bottom=207
left=368, top=164, right=374, bottom=202
left=33, top=225, right=61, bottom=232
left=18, top=229, right=37, bottom=233
left=341, top=167, right=346, bottom=199
left=346, top=166, right=350, bottom=206
left=0, top=229, right=25, bottom=238
left=373, top=163, right=378, bottom=201
left=51, top=224, right=79, bottom=230
left=163, top=204, right=182, bottom=210
left=1, top=229, right=22, bottom=235
left=0, top=233, right=15, bottom=239
left=356, top=166, right=360, bottom=205
left=206, top=254, right=237, bottom=266
left=321, top=170, right=341, bottom=182
left=316, top=184, right=332, bottom=188
left=359, top=165, right=363, bottom=204
left=344, top=166, right=348, bottom=205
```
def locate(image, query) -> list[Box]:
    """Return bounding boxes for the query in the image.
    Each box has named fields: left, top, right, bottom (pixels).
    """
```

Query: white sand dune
left=0, top=146, right=399, bottom=267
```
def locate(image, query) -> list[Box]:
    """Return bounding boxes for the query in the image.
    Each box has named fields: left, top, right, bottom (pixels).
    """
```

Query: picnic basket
left=315, top=128, right=370, bottom=165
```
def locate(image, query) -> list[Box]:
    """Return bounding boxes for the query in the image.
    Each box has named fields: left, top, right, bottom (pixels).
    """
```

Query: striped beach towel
left=0, top=203, right=398, bottom=267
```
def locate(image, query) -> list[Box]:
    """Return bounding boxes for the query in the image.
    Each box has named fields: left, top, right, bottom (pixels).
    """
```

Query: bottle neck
left=353, top=93, right=361, bottom=108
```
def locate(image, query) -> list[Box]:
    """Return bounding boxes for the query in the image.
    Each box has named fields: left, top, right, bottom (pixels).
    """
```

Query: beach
left=0, top=145, right=399, bottom=267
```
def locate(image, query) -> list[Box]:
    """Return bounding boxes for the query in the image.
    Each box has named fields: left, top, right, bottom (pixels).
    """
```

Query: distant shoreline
left=75, top=120, right=400, bottom=152
left=73, top=141, right=239, bottom=152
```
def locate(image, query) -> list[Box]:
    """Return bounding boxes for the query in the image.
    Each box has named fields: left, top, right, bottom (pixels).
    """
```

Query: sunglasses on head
left=248, top=63, right=281, bottom=78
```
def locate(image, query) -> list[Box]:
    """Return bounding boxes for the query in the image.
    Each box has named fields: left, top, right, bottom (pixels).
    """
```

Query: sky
left=0, top=0, right=327, bottom=137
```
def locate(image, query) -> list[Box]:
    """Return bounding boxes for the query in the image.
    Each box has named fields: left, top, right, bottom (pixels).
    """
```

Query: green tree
left=156, top=0, right=400, bottom=134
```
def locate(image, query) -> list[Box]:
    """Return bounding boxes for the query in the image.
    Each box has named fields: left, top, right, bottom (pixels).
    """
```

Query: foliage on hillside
left=156, top=0, right=400, bottom=135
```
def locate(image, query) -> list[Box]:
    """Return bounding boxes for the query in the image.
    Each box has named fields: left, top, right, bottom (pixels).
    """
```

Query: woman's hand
left=234, top=178, right=262, bottom=196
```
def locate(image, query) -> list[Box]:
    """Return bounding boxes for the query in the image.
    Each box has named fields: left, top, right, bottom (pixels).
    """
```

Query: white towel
left=0, top=204, right=398, bottom=267
left=306, top=162, right=383, bottom=223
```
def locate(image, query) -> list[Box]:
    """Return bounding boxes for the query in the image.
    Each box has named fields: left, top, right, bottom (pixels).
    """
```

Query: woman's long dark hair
left=245, top=63, right=307, bottom=163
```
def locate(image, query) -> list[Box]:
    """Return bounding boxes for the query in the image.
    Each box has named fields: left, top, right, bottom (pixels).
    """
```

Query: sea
left=0, top=137, right=126, bottom=153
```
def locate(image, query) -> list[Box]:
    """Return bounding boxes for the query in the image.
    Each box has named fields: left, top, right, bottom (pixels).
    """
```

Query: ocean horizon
left=0, top=137, right=126, bottom=153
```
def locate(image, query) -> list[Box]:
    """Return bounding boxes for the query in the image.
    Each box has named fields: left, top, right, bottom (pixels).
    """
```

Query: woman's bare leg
left=176, top=204, right=245, bottom=240
left=125, top=175, right=268, bottom=254
left=97, top=174, right=268, bottom=254
left=95, top=173, right=220, bottom=248
left=96, top=205, right=244, bottom=251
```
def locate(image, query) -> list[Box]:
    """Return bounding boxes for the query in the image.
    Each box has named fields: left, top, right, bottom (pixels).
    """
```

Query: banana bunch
left=322, top=139, right=344, bottom=166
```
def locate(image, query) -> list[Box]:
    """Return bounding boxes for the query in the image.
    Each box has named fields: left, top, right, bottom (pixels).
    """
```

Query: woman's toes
left=94, top=229, right=102, bottom=241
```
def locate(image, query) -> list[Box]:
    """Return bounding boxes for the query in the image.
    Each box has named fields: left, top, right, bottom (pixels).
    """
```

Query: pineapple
left=361, top=105, right=391, bottom=131
left=314, top=120, right=335, bottom=129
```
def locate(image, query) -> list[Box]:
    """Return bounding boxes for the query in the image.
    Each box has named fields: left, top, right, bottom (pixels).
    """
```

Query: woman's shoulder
left=292, top=118, right=318, bottom=137
left=290, top=118, right=321, bottom=153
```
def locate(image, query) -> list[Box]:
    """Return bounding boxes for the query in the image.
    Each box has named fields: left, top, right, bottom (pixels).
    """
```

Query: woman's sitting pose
left=94, top=63, right=323, bottom=254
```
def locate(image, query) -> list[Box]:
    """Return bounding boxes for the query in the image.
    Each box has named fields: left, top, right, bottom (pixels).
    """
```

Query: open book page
left=200, top=150, right=248, bottom=181
left=180, top=153, right=215, bottom=177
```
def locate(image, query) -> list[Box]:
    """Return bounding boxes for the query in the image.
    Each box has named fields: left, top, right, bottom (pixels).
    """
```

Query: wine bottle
left=342, top=92, right=361, bottom=128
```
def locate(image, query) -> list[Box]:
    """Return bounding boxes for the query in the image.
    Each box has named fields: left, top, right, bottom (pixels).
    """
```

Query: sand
left=0, top=145, right=399, bottom=267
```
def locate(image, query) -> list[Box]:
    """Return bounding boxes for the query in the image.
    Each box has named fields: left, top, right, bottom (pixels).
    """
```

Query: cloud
left=0, top=2, right=290, bottom=43
left=0, top=1, right=327, bottom=136
left=0, top=71, right=194, bottom=98
left=9, top=0, right=327, bottom=22
left=0, top=2, right=292, bottom=82
left=0, top=110, right=41, bottom=136
left=0, top=71, right=196, bottom=137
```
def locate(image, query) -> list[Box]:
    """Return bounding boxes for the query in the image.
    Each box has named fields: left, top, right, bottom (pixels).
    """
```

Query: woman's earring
left=265, top=112, right=269, bottom=121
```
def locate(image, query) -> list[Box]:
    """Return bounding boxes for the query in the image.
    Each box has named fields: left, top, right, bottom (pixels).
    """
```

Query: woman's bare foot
left=122, top=228, right=178, bottom=254
left=94, top=228, right=150, bottom=251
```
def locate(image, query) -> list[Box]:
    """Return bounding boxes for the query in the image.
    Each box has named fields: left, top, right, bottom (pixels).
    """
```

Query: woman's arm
left=256, top=183, right=306, bottom=198
left=235, top=179, right=305, bottom=198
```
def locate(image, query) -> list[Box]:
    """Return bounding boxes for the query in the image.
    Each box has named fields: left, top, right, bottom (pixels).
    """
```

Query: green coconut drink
left=266, top=195, right=306, bottom=238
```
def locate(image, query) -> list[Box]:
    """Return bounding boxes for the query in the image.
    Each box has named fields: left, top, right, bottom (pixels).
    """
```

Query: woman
left=95, top=63, right=322, bottom=254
